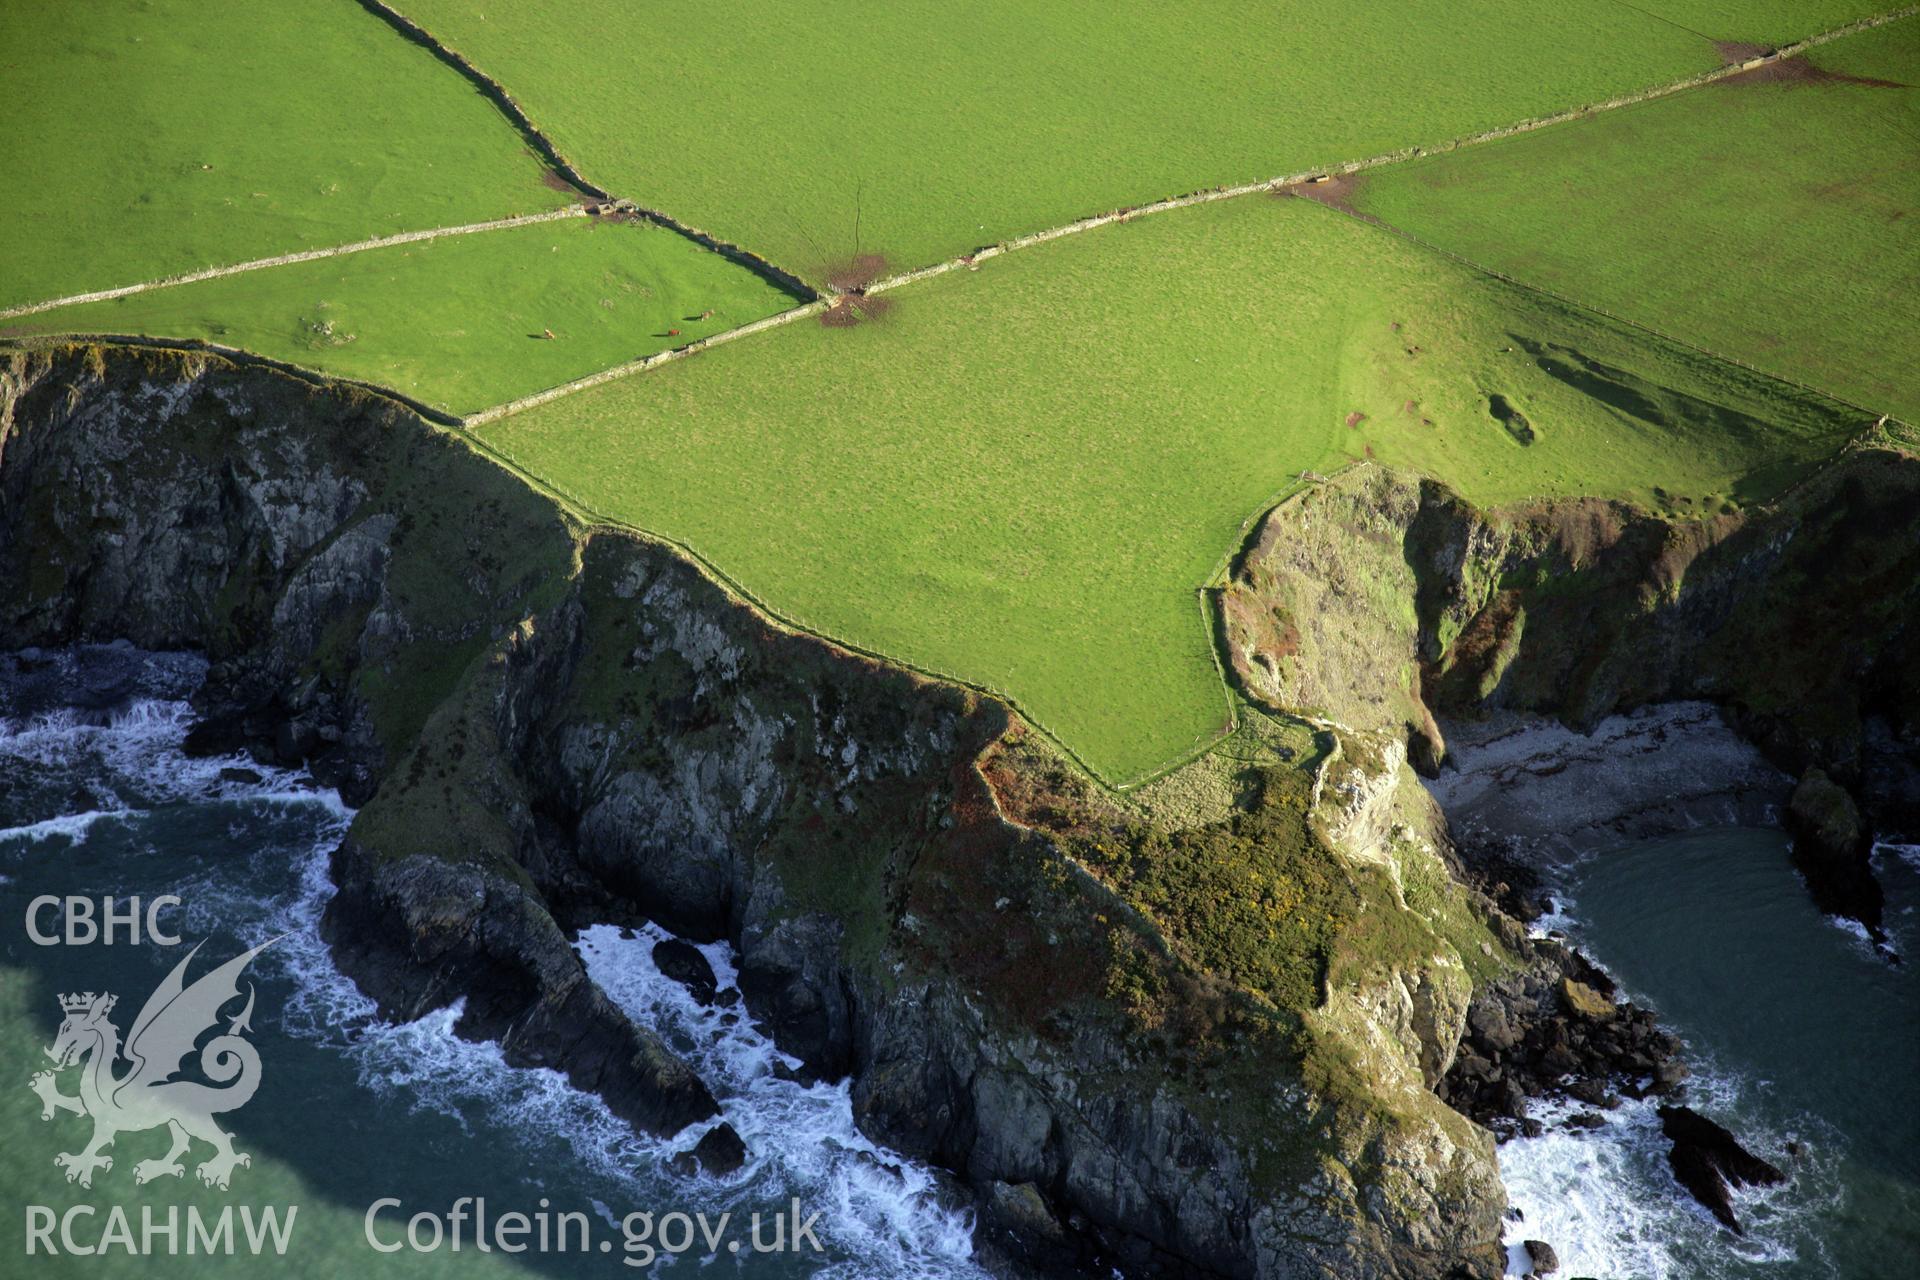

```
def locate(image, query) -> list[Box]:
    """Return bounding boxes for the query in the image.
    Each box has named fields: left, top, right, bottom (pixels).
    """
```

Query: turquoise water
left=1499, top=828, right=1920, bottom=1279
left=0, top=698, right=982, bottom=1277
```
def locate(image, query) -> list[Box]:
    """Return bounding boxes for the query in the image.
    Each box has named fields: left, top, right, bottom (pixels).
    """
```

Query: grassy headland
left=478, top=196, right=1862, bottom=783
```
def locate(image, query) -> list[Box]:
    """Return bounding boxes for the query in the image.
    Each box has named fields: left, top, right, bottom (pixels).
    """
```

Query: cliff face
left=0, top=345, right=1508, bottom=1280
left=1227, top=451, right=1920, bottom=792
left=1221, top=450, right=1920, bottom=936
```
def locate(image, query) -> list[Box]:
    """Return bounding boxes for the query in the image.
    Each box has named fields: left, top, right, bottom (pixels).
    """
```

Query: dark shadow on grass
left=1507, top=332, right=1859, bottom=505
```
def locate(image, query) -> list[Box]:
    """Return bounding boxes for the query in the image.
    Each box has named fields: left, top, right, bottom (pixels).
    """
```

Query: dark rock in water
left=218, top=766, right=265, bottom=786
left=854, top=1148, right=904, bottom=1180
left=1658, top=1105, right=1785, bottom=1234
left=1651, top=1059, right=1690, bottom=1093
left=1790, top=768, right=1867, bottom=858
left=1523, top=1238, right=1559, bottom=1274
left=1565, top=1078, right=1610, bottom=1107
left=771, top=1058, right=820, bottom=1087
left=668, top=1122, right=747, bottom=1177
left=321, top=840, right=720, bottom=1140
left=652, top=938, right=719, bottom=1006
left=1564, top=1112, right=1605, bottom=1132
left=1786, top=768, right=1888, bottom=946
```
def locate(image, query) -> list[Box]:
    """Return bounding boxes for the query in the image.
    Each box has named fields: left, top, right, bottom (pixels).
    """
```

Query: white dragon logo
left=28, top=938, right=277, bottom=1190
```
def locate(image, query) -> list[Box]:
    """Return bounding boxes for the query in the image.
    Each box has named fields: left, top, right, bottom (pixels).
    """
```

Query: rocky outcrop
left=1222, top=453, right=1920, bottom=932
left=1657, top=1105, right=1786, bottom=1234
left=1217, top=451, right=1915, bottom=1246
left=1784, top=767, right=1885, bottom=941
left=670, top=1122, right=748, bottom=1177
left=321, top=838, right=721, bottom=1136
left=652, top=938, right=720, bottom=1006
left=1440, top=950, right=1684, bottom=1139
left=0, top=344, right=1509, bottom=1279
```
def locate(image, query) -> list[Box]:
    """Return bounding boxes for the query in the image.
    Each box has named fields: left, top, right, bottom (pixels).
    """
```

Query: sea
left=1497, top=827, right=1920, bottom=1278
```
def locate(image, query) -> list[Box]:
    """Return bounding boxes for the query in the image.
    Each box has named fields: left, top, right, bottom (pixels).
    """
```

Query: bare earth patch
left=538, top=169, right=596, bottom=203
left=1275, top=172, right=1364, bottom=215
left=1720, top=54, right=1910, bottom=90
left=824, top=253, right=890, bottom=292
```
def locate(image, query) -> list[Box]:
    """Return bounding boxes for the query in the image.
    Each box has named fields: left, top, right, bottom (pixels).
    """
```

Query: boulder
left=1559, top=978, right=1614, bottom=1021
left=1523, top=1238, right=1559, bottom=1274
left=668, top=1122, right=748, bottom=1177
left=1468, top=1001, right=1521, bottom=1053
left=652, top=937, right=720, bottom=1006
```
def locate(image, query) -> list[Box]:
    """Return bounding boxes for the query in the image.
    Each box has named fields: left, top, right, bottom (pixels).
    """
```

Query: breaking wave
left=2, top=691, right=983, bottom=1278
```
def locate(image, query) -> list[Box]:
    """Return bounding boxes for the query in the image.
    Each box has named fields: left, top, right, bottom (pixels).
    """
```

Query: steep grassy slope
left=0, top=0, right=572, bottom=310
left=1351, top=17, right=1920, bottom=419
left=478, top=195, right=1862, bottom=784
left=3, top=218, right=799, bottom=415
left=389, top=0, right=1727, bottom=278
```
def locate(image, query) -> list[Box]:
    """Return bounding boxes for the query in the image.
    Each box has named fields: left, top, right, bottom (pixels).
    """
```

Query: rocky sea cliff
left=3, top=342, right=1914, bottom=1277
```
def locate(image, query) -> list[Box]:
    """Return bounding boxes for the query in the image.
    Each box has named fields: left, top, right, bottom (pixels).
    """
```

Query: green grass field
left=1350, top=17, right=1920, bottom=420
left=478, top=196, right=1860, bottom=783
left=0, top=0, right=572, bottom=311
left=1627, top=1, right=1888, bottom=44
left=2, top=0, right=1896, bottom=784
left=389, top=0, right=1735, bottom=280
left=3, top=218, right=799, bottom=415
